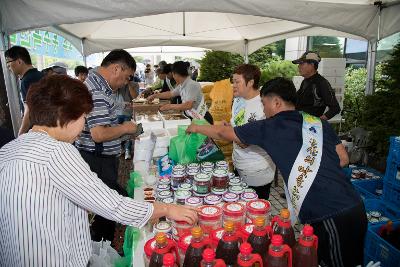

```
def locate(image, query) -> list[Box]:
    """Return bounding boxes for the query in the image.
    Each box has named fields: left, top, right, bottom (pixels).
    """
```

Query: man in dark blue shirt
left=5, top=46, right=44, bottom=135
left=186, top=77, right=367, bottom=267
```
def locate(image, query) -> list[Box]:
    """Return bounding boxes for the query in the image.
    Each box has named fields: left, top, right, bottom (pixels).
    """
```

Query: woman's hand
left=147, top=93, right=157, bottom=102
left=151, top=202, right=198, bottom=225
left=186, top=124, right=198, bottom=134
left=159, top=104, right=172, bottom=111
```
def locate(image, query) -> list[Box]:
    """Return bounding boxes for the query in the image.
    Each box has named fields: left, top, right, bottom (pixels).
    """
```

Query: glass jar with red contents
left=174, top=190, right=192, bottom=205
left=246, top=199, right=271, bottom=224
left=198, top=205, right=223, bottom=236
left=186, top=168, right=199, bottom=184
left=229, top=185, right=244, bottom=195
left=201, top=161, right=214, bottom=171
left=222, top=202, right=245, bottom=229
left=212, top=169, right=229, bottom=189
left=211, top=187, right=227, bottom=196
left=171, top=170, right=186, bottom=190
left=187, top=163, right=200, bottom=172
left=229, top=178, right=242, bottom=187
left=193, top=173, right=212, bottom=195
left=172, top=220, right=193, bottom=241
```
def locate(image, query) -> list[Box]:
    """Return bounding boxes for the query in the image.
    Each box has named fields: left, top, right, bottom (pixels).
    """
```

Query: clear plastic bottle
left=237, top=242, right=264, bottom=267
left=271, top=209, right=296, bottom=248
left=216, top=221, right=241, bottom=267
left=293, top=225, right=318, bottom=267
left=247, top=217, right=272, bottom=266
left=149, top=233, right=180, bottom=267
left=201, top=248, right=226, bottom=267
left=183, top=227, right=209, bottom=267
left=266, top=235, right=292, bottom=267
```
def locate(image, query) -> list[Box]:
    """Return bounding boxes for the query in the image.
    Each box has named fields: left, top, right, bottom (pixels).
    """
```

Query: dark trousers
left=79, top=150, right=126, bottom=242
left=310, top=202, right=367, bottom=267
left=249, top=182, right=272, bottom=200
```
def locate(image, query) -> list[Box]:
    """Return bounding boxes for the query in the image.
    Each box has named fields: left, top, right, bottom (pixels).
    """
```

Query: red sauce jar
left=212, top=169, right=229, bottom=189
left=246, top=199, right=271, bottom=224
left=198, top=205, right=223, bottom=236
left=222, top=202, right=245, bottom=229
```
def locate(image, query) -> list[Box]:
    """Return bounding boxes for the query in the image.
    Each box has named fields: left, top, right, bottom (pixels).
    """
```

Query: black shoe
left=280, top=193, right=286, bottom=199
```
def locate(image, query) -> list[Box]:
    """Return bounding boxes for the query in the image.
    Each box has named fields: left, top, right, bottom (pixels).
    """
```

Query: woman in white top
left=0, top=75, right=198, bottom=267
left=230, top=64, right=276, bottom=199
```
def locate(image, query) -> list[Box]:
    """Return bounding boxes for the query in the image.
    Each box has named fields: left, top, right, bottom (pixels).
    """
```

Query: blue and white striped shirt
left=0, top=132, right=153, bottom=267
left=75, top=71, right=121, bottom=155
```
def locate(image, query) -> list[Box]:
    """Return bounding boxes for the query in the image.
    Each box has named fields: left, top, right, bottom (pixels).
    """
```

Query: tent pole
left=81, top=38, right=87, bottom=66
left=0, top=32, right=21, bottom=135
left=244, top=39, right=249, bottom=63
left=365, top=40, right=377, bottom=95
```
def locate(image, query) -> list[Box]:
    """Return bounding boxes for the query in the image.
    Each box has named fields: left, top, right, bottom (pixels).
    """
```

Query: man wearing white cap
left=292, top=51, right=340, bottom=120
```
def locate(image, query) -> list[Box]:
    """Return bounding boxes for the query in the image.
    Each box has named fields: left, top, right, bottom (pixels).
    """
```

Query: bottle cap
left=271, top=234, right=283, bottom=246
left=302, top=224, right=314, bottom=236
left=240, top=242, right=252, bottom=254
left=163, top=253, right=175, bottom=266
left=191, top=226, right=203, bottom=238
left=155, top=232, right=167, bottom=244
left=224, top=220, right=235, bottom=232
left=253, top=217, right=265, bottom=227
left=280, top=208, right=290, bottom=219
left=202, top=248, right=216, bottom=262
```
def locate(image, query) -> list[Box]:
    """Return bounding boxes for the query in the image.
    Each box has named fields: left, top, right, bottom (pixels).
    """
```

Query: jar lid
left=246, top=199, right=270, bottom=214
left=199, top=205, right=222, bottom=221
left=204, top=194, right=222, bottom=205
left=201, top=162, right=214, bottom=168
left=223, top=202, right=245, bottom=217
left=193, top=191, right=210, bottom=197
left=154, top=221, right=172, bottom=234
left=172, top=170, right=186, bottom=177
left=229, top=185, right=244, bottom=194
left=185, top=196, right=202, bottom=206
left=178, top=233, right=192, bottom=252
left=159, top=177, right=171, bottom=185
left=212, top=187, right=227, bottom=194
left=211, top=187, right=228, bottom=195
left=213, top=168, right=228, bottom=177
left=188, top=163, right=200, bottom=169
left=228, top=172, right=236, bottom=179
left=194, top=173, right=211, bottom=182
left=174, top=164, right=186, bottom=171
left=179, top=183, right=192, bottom=191
left=157, top=184, right=170, bottom=191
left=201, top=167, right=214, bottom=174
left=229, top=178, right=242, bottom=185
left=243, top=188, right=256, bottom=193
left=240, top=192, right=258, bottom=201
left=158, top=190, right=173, bottom=199
left=352, top=169, right=360, bottom=174
left=216, top=160, right=228, bottom=167
left=241, top=182, right=248, bottom=188
left=175, top=190, right=191, bottom=199
left=222, top=192, right=239, bottom=202
left=162, top=197, right=174, bottom=204
left=187, top=168, right=199, bottom=175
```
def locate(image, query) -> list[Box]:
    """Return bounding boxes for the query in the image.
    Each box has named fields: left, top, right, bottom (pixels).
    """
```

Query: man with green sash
left=186, top=77, right=367, bottom=267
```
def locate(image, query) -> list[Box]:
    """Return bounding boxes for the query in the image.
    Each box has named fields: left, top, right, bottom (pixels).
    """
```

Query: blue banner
left=10, top=30, right=83, bottom=60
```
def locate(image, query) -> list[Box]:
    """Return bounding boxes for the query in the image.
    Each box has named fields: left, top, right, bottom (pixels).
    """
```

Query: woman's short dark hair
left=74, top=65, right=89, bottom=76
left=161, top=64, right=172, bottom=74
left=100, top=49, right=136, bottom=71
left=172, top=61, right=189, bottom=77
left=233, top=64, right=261, bottom=89
left=260, top=77, right=297, bottom=105
left=5, top=46, right=32, bottom=65
left=27, top=75, right=94, bottom=127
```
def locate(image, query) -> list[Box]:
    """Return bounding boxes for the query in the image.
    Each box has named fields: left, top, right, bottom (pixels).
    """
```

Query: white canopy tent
left=1, top=0, right=399, bottom=134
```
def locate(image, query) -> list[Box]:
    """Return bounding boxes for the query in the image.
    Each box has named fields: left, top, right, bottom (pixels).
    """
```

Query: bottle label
left=227, top=203, right=242, bottom=212
left=250, top=201, right=266, bottom=210
left=201, top=206, right=219, bottom=215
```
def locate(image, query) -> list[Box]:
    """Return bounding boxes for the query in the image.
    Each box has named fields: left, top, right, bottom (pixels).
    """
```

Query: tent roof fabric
left=1, top=0, right=399, bottom=55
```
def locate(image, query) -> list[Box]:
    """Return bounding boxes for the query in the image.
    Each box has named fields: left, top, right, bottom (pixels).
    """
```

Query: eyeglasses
left=6, top=59, right=17, bottom=64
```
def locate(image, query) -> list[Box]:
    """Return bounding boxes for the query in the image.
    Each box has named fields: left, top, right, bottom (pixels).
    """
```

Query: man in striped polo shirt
left=75, top=49, right=139, bottom=242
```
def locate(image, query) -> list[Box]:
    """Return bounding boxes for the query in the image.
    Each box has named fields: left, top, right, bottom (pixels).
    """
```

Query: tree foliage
left=260, top=60, right=298, bottom=86
left=309, top=36, right=343, bottom=58
left=360, top=41, right=400, bottom=157
left=198, top=50, right=242, bottom=82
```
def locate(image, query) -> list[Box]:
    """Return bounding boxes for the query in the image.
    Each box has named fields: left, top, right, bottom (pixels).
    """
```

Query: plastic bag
left=208, top=79, right=233, bottom=122
left=169, top=121, right=208, bottom=164
left=89, top=240, right=121, bottom=267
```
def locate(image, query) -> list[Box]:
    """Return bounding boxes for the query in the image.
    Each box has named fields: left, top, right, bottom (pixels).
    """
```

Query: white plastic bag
left=88, top=240, right=121, bottom=267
